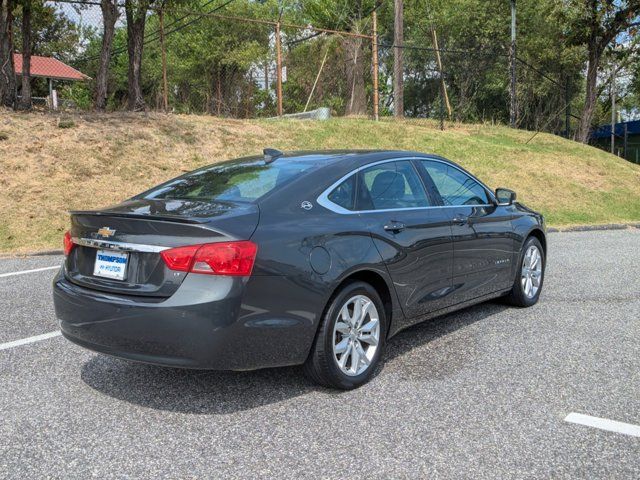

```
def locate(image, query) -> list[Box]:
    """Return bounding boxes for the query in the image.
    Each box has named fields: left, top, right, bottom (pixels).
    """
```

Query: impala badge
left=97, top=227, right=116, bottom=238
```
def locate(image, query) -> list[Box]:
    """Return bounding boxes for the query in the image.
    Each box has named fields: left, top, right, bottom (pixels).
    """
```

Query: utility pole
left=275, top=21, right=283, bottom=116
left=393, top=0, right=404, bottom=117
left=610, top=63, right=616, bottom=154
left=372, top=11, right=379, bottom=121
left=509, top=0, right=516, bottom=128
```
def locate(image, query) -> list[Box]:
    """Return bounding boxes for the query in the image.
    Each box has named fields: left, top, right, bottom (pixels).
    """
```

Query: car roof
left=215, top=150, right=443, bottom=170
left=260, top=149, right=436, bottom=166
left=257, top=149, right=497, bottom=207
left=252, top=150, right=456, bottom=207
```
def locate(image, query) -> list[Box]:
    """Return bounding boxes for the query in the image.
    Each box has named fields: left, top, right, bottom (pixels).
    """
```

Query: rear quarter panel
left=244, top=164, right=405, bottom=363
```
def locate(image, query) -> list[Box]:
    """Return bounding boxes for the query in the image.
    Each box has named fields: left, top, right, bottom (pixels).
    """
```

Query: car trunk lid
left=65, top=199, right=259, bottom=297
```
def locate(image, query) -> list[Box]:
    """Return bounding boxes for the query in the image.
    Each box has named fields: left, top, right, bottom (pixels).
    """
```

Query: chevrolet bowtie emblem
left=97, top=227, right=116, bottom=237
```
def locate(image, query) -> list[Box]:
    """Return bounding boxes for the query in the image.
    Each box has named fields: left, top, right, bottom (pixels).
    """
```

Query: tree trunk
left=158, top=7, right=168, bottom=112
left=94, top=0, right=118, bottom=111
left=576, top=45, right=601, bottom=143
left=17, top=0, right=31, bottom=109
left=393, top=0, right=404, bottom=117
left=576, top=0, right=600, bottom=143
left=343, top=36, right=366, bottom=116
left=0, top=0, right=15, bottom=108
left=125, top=0, right=149, bottom=111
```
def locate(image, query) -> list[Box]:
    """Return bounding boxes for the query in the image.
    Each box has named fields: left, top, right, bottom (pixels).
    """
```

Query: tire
left=504, top=236, right=545, bottom=307
left=304, top=281, right=387, bottom=390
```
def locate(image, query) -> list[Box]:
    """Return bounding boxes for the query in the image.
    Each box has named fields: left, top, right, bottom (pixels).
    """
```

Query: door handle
left=452, top=214, right=469, bottom=225
left=383, top=221, right=406, bottom=233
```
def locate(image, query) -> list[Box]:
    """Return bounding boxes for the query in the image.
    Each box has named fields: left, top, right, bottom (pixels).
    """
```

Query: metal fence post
left=372, top=11, right=379, bottom=121
left=275, top=21, right=283, bottom=116
left=564, top=76, right=570, bottom=139
left=610, top=64, right=616, bottom=154
left=439, top=77, right=444, bottom=130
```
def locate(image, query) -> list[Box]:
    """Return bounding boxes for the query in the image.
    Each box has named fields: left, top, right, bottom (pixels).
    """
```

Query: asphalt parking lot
left=1, top=229, right=639, bottom=479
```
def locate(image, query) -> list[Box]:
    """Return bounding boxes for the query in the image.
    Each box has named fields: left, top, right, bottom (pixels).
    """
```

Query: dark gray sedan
left=53, top=150, right=546, bottom=389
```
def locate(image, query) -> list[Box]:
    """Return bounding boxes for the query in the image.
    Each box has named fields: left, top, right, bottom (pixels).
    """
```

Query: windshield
left=142, top=159, right=315, bottom=203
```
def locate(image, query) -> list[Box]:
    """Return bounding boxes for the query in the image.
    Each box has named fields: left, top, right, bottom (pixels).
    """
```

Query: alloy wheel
left=521, top=245, right=543, bottom=298
left=332, top=295, right=380, bottom=376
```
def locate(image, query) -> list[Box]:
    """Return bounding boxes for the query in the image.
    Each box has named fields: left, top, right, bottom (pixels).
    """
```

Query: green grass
left=0, top=112, right=639, bottom=254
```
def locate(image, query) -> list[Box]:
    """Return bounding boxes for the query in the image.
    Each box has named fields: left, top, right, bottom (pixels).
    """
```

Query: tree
left=125, top=0, right=153, bottom=111
left=0, top=0, right=15, bottom=108
left=17, top=0, right=31, bottom=110
left=156, top=0, right=272, bottom=115
left=393, top=0, right=403, bottom=117
left=13, top=3, right=80, bottom=59
left=573, top=0, right=640, bottom=142
left=94, top=0, right=119, bottom=111
left=303, top=0, right=374, bottom=116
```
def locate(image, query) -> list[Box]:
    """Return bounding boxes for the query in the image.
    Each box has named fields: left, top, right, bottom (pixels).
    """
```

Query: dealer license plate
left=93, top=249, right=128, bottom=281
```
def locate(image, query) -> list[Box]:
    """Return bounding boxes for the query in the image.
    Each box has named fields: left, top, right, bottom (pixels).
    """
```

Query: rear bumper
left=53, top=270, right=318, bottom=370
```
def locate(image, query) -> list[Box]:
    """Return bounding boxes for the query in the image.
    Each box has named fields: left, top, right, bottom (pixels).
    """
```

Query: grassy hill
left=1, top=111, right=639, bottom=254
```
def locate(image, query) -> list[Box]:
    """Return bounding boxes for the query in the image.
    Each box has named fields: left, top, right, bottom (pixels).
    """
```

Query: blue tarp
left=591, top=119, right=640, bottom=139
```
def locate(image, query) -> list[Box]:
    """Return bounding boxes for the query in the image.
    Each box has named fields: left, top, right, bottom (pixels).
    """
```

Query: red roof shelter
left=13, top=53, right=90, bottom=81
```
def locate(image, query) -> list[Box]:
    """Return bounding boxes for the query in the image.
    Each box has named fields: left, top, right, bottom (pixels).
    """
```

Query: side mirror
left=495, top=187, right=516, bottom=206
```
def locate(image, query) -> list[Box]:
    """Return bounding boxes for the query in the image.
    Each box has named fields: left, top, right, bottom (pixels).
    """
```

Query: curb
left=547, top=223, right=640, bottom=233
left=0, top=249, right=63, bottom=259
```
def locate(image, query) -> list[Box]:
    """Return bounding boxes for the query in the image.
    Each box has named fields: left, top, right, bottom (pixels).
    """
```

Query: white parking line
left=0, top=331, right=62, bottom=351
left=0, top=266, right=59, bottom=278
left=565, top=412, right=640, bottom=438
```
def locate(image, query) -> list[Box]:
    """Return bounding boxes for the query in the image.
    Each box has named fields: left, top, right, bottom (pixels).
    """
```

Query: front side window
left=420, top=160, right=489, bottom=206
left=358, top=161, right=430, bottom=210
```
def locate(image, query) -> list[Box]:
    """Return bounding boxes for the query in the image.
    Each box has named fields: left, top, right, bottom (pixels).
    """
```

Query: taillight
left=63, top=231, right=75, bottom=256
left=159, top=244, right=200, bottom=272
left=160, top=241, right=258, bottom=276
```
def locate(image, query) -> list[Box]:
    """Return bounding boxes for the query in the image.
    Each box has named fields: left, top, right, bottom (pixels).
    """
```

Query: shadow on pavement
left=383, top=301, right=509, bottom=381
left=80, top=300, right=508, bottom=414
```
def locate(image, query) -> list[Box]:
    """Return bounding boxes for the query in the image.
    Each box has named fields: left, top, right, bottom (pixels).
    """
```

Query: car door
left=357, top=160, right=454, bottom=328
left=417, top=159, right=515, bottom=304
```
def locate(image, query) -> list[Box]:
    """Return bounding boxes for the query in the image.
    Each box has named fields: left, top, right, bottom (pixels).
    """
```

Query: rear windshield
left=142, top=159, right=315, bottom=202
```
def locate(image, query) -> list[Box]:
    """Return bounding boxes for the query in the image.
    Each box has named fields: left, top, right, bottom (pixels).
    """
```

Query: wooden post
left=372, top=11, right=379, bottom=121
left=509, top=0, right=516, bottom=128
left=430, top=28, right=451, bottom=118
left=304, top=47, right=329, bottom=113
left=159, top=7, right=168, bottom=112
left=393, top=0, right=403, bottom=117
left=275, top=22, right=283, bottom=116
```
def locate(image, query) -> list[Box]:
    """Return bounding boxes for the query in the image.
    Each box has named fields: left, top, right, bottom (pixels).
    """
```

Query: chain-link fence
left=376, top=42, right=575, bottom=139
left=8, top=0, right=575, bottom=137
left=11, top=1, right=376, bottom=119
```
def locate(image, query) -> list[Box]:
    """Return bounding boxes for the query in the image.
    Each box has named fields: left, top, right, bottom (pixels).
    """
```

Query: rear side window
left=143, top=159, right=315, bottom=202
left=358, top=161, right=430, bottom=210
left=327, top=175, right=356, bottom=210
left=420, top=160, right=489, bottom=206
